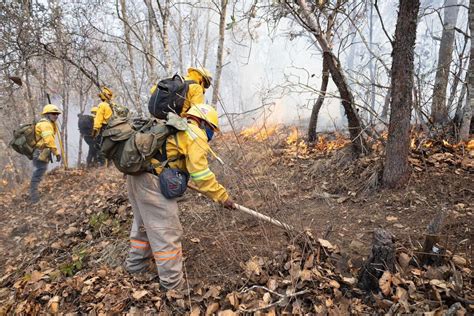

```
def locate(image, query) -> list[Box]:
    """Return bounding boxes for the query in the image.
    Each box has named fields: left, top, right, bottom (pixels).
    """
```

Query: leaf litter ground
left=0, top=128, right=472, bottom=314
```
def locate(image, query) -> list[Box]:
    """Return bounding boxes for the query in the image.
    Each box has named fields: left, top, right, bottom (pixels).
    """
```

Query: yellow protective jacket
left=156, top=121, right=228, bottom=203
left=182, top=71, right=206, bottom=115
left=93, top=101, right=113, bottom=130
left=35, top=118, right=59, bottom=156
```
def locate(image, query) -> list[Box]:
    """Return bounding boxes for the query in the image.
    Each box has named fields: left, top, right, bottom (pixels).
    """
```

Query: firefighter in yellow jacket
left=29, top=104, right=62, bottom=203
left=92, top=87, right=114, bottom=138
left=150, top=67, right=213, bottom=116
left=125, top=104, right=234, bottom=290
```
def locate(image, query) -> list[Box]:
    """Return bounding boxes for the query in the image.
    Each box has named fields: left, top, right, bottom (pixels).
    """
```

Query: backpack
left=100, top=112, right=188, bottom=175
left=110, top=102, right=130, bottom=121
left=9, top=122, right=37, bottom=160
left=78, top=114, right=94, bottom=136
left=148, top=74, right=196, bottom=119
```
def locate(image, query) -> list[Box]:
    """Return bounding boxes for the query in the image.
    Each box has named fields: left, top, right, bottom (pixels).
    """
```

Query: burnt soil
left=0, top=128, right=472, bottom=314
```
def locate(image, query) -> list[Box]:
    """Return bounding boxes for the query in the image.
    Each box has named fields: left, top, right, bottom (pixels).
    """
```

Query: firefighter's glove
left=92, top=129, right=99, bottom=138
left=222, top=198, right=236, bottom=210
left=56, top=154, right=61, bottom=162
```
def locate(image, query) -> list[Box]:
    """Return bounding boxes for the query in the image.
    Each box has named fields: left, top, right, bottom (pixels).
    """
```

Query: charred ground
left=0, top=127, right=472, bottom=314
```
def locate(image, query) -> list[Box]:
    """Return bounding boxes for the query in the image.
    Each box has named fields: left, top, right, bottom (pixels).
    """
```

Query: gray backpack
left=101, top=113, right=187, bottom=175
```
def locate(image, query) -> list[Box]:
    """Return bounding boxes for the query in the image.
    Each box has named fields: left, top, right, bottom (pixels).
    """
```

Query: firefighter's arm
left=38, top=122, right=59, bottom=156
left=93, top=104, right=105, bottom=131
left=188, top=84, right=205, bottom=105
left=186, top=137, right=229, bottom=203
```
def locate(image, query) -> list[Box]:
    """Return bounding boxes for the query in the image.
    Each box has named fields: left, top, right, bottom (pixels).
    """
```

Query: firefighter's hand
left=222, top=198, right=236, bottom=210
left=91, top=129, right=99, bottom=138
left=56, top=154, right=61, bottom=162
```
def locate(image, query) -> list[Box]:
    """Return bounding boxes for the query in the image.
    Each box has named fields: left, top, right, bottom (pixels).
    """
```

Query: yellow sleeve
left=37, top=121, right=59, bottom=155
left=93, top=102, right=112, bottom=130
left=182, top=83, right=205, bottom=114
left=184, top=129, right=228, bottom=203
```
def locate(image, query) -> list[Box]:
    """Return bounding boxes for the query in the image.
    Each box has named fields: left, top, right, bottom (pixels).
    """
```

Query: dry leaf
left=386, top=215, right=398, bottom=222
left=218, top=310, right=237, bottom=316
left=132, top=290, right=149, bottom=300
left=398, top=252, right=411, bottom=270
left=263, top=292, right=272, bottom=304
left=226, top=292, right=239, bottom=308
left=190, top=305, right=201, bottom=316
left=49, top=296, right=60, bottom=313
left=205, top=302, right=219, bottom=316
left=299, top=269, right=312, bottom=281
left=318, top=238, right=336, bottom=250
left=379, top=271, right=392, bottom=296
left=29, top=270, right=44, bottom=283
left=329, top=280, right=340, bottom=289
left=190, top=238, right=201, bottom=243
left=452, top=255, right=467, bottom=267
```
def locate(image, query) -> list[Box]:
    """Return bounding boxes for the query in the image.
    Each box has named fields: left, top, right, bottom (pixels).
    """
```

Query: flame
left=315, top=133, right=350, bottom=152
left=467, top=139, right=474, bottom=150
left=286, top=127, right=298, bottom=145
left=239, top=125, right=277, bottom=141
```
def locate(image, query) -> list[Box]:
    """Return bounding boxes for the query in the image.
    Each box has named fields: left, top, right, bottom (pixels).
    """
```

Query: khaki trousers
left=125, top=173, right=183, bottom=289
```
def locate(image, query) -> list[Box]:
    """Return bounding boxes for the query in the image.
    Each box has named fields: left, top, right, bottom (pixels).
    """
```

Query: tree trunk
left=382, top=0, right=420, bottom=188
left=431, top=0, right=460, bottom=124
left=294, top=0, right=367, bottom=156
left=119, top=0, right=143, bottom=116
left=202, top=9, right=211, bottom=68
left=459, top=91, right=472, bottom=141
left=308, top=55, right=330, bottom=142
left=357, top=229, right=395, bottom=292
left=212, top=0, right=228, bottom=106
left=420, top=209, right=447, bottom=266
left=469, top=0, right=474, bottom=135
left=160, top=0, right=173, bottom=75
left=368, top=0, right=376, bottom=125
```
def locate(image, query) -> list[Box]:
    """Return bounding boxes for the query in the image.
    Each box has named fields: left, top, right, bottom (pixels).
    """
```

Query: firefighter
left=125, top=104, right=235, bottom=290
left=29, top=104, right=62, bottom=203
left=92, top=87, right=114, bottom=138
left=150, top=67, right=213, bottom=116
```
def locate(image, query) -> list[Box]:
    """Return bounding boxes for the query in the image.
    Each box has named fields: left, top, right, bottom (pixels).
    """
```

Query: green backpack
left=101, top=113, right=187, bottom=175
left=110, top=102, right=130, bottom=121
left=9, top=122, right=37, bottom=160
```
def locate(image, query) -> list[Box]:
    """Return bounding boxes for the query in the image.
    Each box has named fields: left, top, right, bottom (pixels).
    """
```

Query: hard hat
left=98, top=86, right=113, bottom=100
left=91, top=107, right=98, bottom=114
left=150, top=84, right=157, bottom=95
left=186, top=104, right=219, bottom=131
left=41, top=104, right=62, bottom=115
left=188, top=67, right=213, bottom=89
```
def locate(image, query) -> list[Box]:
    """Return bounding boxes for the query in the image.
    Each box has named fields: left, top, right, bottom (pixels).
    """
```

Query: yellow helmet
left=186, top=104, right=219, bottom=130
left=91, top=107, right=98, bottom=114
left=188, top=67, right=213, bottom=89
left=150, top=84, right=157, bottom=95
left=98, top=86, right=113, bottom=101
left=41, top=104, right=62, bottom=115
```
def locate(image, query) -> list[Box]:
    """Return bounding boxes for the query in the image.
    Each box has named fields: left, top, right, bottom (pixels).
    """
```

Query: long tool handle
left=55, top=122, right=68, bottom=169
left=187, top=183, right=294, bottom=231
left=234, top=203, right=294, bottom=231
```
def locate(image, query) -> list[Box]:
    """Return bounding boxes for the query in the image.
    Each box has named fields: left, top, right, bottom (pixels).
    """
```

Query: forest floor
left=0, top=127, right=472, bottom=315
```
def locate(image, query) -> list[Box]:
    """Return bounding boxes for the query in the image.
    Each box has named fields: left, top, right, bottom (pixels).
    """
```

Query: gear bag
left=110, top=102, right=130, bottom=121
left=78, top=114, right=94, bottom=136
left=101, top=112, right=188, bottom=175
left=9, top=122, right=37, bottom=160
left=148, top=74, right=196, bottom=119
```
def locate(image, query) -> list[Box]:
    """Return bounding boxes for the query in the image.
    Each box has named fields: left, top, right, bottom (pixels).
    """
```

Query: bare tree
left=212, top=0, right=229, bottom=106
left=431, top=0, right=460, bottom=124
left=288, top=0, right=368, bottom=155
left=382, top=0, right=420, bottom=188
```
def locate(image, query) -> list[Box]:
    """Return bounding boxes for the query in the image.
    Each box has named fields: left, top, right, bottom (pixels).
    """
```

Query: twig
left=238, top=285, right=310, bottom=313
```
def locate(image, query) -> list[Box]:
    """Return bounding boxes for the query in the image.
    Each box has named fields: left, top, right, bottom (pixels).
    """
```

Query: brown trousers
left=125, top=173, right=183, bottom=289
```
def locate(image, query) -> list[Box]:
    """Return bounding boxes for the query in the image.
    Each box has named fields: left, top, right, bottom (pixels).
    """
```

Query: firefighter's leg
left=127, top=172, right=183, bottom=290
left=125, top=175, right=153, bottom=273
